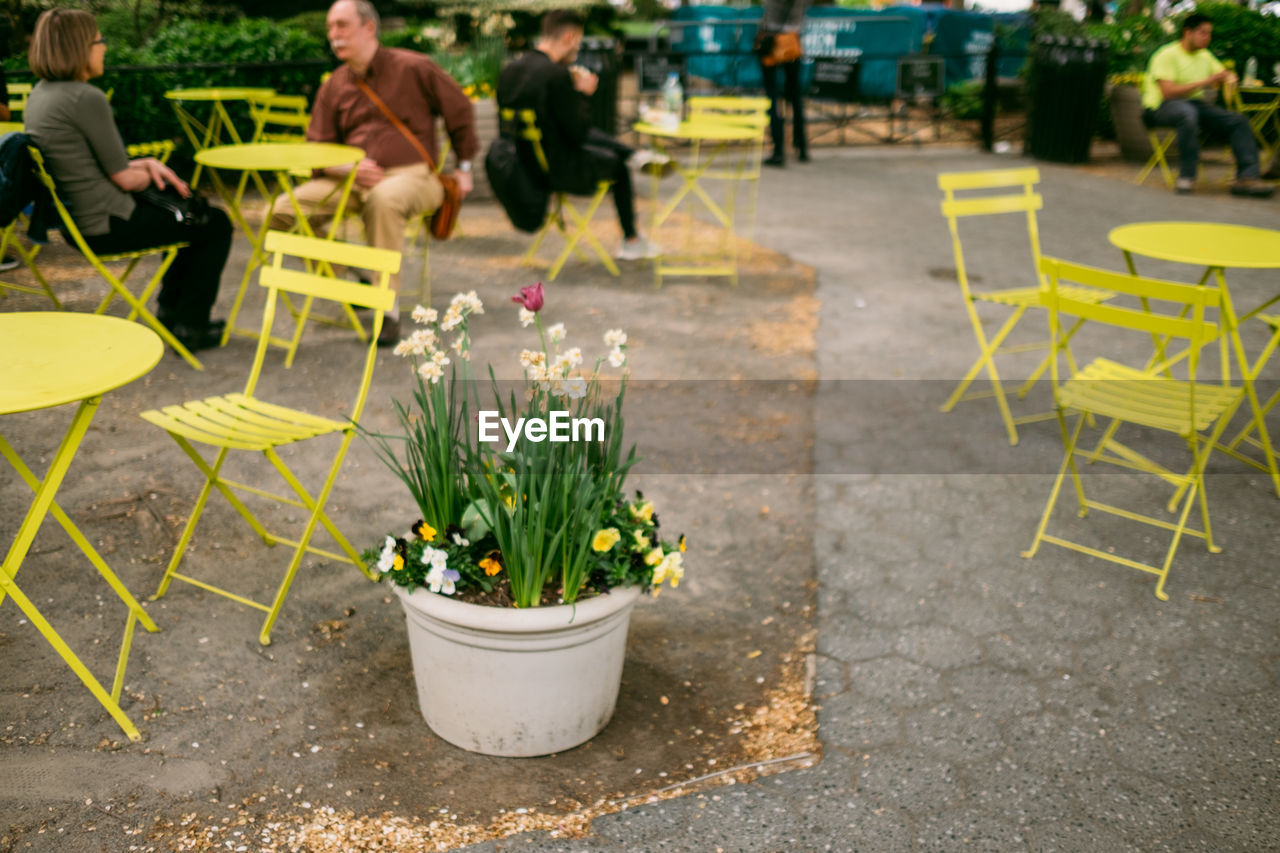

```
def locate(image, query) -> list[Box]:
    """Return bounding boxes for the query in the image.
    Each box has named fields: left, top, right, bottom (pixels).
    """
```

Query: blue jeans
left=1143, top=98, right=1260, bottom=180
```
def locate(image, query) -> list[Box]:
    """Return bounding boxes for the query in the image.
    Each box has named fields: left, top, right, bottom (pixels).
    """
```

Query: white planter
left=393, top=583, right=642, bottom=757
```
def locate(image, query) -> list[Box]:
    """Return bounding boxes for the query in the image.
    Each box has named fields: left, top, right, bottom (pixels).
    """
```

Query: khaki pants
left=269, top=162, right=444, bottom=297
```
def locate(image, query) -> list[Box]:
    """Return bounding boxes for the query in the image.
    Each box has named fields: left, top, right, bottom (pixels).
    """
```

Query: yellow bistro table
left=196, top=142, right=364, bottom=365
left=165, top=87, right=276, bottom=188
left=0, top=313, right=163, bottom=741
left=633, top=119, right=759, bottom=287
left=1110, top=221, right=1280, bottom=497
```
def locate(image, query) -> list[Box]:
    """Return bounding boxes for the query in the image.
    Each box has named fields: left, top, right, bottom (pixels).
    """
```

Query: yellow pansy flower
left=413, top=519, right=436, bottom=541
left=479, top=556, right=502, bottom=576
left=644, top=547, right=664, bottom=566
left=629, top=501, right=654, bottom=523
left=592, top=528, right=621, bottom=552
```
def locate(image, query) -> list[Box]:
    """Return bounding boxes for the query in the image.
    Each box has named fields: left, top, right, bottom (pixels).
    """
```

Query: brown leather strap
left=353, top=77, right=438, bottom=172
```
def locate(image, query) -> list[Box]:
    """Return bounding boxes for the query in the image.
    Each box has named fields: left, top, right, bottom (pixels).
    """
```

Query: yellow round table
left=165, top=87, right=277, bottom=186
left=0, top=313, right=163, bottom=742
left=1110, top=221, right=1280, bottom=497
left=633, top=120, right=760, bottom=288
left=196, top=142, right=366, bottom=362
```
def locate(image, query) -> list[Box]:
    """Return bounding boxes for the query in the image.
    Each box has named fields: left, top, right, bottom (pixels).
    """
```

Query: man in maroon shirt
left=269, top=0, right=477, bottom=344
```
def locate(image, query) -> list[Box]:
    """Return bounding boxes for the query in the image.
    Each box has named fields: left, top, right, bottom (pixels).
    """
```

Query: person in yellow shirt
left=1142, top=12, right=1273, bottom=197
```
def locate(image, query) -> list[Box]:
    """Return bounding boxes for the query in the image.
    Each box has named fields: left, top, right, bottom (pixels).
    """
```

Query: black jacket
left=0, top=132, right=55, bottom=243
left=496, top=49, right=598, bottom=196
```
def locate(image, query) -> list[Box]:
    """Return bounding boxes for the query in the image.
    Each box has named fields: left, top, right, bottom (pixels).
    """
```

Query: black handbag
left=135, top=184, right=211, bottom=228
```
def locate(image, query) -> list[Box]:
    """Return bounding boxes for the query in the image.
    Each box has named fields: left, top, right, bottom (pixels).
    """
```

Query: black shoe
left=168, top=322, right=223, bottom=352
left=797, top=151, right=810, bottom=164
left=0, top=254, right=19, bottom=272
left=1262, top=160, right=1280, bottom=180
left=764, top=151, right=785, bottom=167
left=1230, top=178, right=1275, bottom=198
left=376, top=316, right=401, bottom=348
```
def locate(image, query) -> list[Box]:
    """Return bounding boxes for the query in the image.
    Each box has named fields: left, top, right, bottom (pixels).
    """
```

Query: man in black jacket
left=497, top=10, right=659, bottom=260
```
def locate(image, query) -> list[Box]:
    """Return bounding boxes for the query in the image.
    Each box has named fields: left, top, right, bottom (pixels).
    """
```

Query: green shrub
left=1085, top=14, right=1170, bottom=78
left=1197, top=1, right=1280, bottom=79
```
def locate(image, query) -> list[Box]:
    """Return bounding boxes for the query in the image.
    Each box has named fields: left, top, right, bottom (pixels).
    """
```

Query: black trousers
left=760, top=60, right=807, bottom=156
left=84, top=200, right=232, bottom=327
left=581, top=128, right=638, bottom=240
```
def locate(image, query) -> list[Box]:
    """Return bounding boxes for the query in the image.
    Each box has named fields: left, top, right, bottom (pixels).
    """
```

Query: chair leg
left=1022, top=410, right=1087, bottom=558
left=258, top=437, right=366, bottom=646
left=941, top=306, right=1026, bottom=445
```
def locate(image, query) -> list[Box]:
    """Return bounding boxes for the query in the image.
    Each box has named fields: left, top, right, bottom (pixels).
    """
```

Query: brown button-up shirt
left=309, top=47, right=478, bottom=167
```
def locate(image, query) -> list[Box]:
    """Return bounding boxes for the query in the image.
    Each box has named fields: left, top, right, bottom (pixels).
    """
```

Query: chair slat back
left=8, top=82, right=31, bottom=117
left=249, top=94, right=311, bottom=142
left=1039, top=256, right=1219, bottom=383
left=251, top=231, right=400, bottom=420
left=500, top=107, right=550, bottom=174
left=687, top=95, right=770, bottom=131
left=29, top=146, right=101, bottom=260
left=126, top=140, right=176, bottom=163
left=937, top=167, right=1044, bottom=302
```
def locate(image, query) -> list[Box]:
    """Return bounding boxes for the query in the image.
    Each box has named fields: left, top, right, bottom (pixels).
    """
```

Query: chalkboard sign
left=637, top=54, right=687, bottom=93
left=809, top=58, right=860, bottom=103
left=896, top=55, right=944, bottom=99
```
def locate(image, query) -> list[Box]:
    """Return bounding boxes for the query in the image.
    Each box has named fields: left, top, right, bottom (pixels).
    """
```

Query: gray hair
left=336, top=0, right=380, bottom=34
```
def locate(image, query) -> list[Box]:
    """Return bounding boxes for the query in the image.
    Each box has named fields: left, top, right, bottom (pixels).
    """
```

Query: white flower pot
left=393, top=583, right=642, bottom=757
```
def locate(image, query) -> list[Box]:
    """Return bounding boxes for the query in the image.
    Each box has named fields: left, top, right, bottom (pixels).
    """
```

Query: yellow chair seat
left=141, top=392, right=347, bottom=452
left=1060, top=360, right=1243, bottom=435
left=975, top=284, right=1112, bottom=308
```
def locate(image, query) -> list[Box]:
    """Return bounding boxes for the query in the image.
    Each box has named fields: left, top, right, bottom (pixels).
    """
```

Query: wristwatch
left=458, top=161, right=473, bottom=173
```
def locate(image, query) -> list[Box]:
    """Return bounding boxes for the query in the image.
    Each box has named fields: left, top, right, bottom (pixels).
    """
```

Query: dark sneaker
left=168, top=322, right=223, bottom=352
left=1230, top=178, right=1275, bottom=198
left=376, top=316, right=401, bottom=348
left=1174, top=177, right=1194, bottom=194
left=0, top=255, right=19, bottom=272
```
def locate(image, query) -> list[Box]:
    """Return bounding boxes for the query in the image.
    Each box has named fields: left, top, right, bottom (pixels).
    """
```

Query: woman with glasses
left=24, top=9, right=232, bottom=352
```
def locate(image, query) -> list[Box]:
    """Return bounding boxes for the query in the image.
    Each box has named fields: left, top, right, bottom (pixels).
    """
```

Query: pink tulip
left=511, top=282, right=545, bottom=312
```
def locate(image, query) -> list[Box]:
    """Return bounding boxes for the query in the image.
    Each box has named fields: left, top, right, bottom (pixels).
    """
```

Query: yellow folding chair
left=249, top=93, right=311, bottom=143
left=29, top=146, right=202, bottom=368
left=502, top=107, right=620, bottom=281
left=140, top=231, right=397, bottom=645
left=937, top=167, right=1113, bottom=445
left=2, top=140, right=179, bottom=308
left=1134, top=128, right=1229, bottom=190
left=1022, top=256, right=1244, bottom=601
left=686, top=96, right=769, bottom=241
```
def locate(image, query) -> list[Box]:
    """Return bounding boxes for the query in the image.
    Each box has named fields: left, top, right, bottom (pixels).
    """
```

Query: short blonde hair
left=29, top=9, right=98, bottom=82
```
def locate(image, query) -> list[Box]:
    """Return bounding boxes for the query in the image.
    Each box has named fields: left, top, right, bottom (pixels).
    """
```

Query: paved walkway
left=458, top=149, right=1280, bottom=851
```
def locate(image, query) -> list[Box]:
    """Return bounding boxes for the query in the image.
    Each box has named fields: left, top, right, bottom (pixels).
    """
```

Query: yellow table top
left=196, top=142, right=364, bottom=172
left=165, top=87, right=276, bottom=102
left=0, top=314, right=163, bottom=414
left=1109, top=222, right=1280, bottom=269
left=633, top=120, right=761, bottom=141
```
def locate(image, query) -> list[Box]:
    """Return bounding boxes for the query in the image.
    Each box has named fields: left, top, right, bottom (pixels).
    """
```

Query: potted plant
left=361, top=284, right=686, bottom=757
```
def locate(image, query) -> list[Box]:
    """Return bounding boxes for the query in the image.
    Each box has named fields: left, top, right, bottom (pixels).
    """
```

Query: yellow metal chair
left=140, top=231, right=397, bottom=646
left=938, top=167, right=1113, bottom=445
left=29, top=146, right=202, bottom=369
left=249, top=93, right=311, bottom=143
left=1022, top=256, right=1244, bottom=601
left=0, top=141, right=176, bottom=308
left=1134, top=128, right=1229, bottom=190
left=503, top=107, right=619, bottom=281
left=687, top=96, right=769, bottom=240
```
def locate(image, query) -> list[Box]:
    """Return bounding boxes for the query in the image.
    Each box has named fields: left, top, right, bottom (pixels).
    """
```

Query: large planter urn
left=393, top=583, right=642, bottom=757
left=1110, top=83, right=1161, bottom=162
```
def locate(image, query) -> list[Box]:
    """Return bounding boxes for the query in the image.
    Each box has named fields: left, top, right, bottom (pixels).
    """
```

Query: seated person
left=24, top=9, right=231, bottom=350
left=1142, top=12, right=1273, bottom=198
left=497, top=9, right=661, bottom=261
left=269, top=0, right=477, bottom=346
